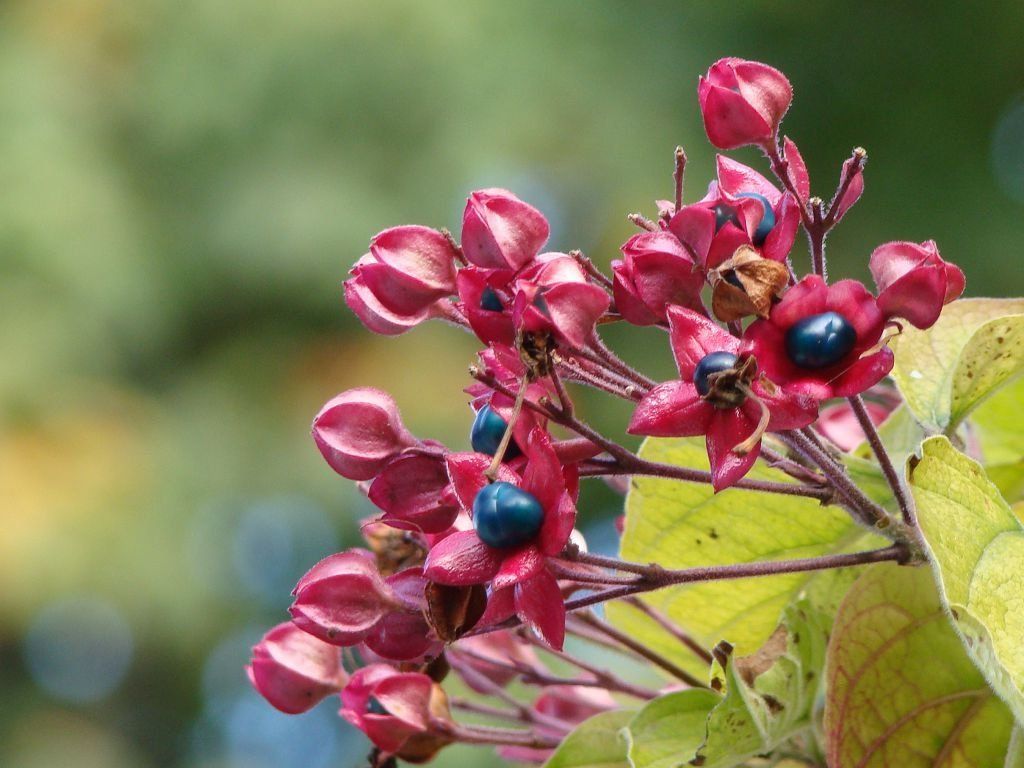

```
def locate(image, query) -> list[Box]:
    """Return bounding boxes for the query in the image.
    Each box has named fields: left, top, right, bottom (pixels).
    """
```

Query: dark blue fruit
left=366, top=696, right=388, bottom=715
left=473, top=482, right=545, bottom=549
left=785, top=311, right=857, bottom=369
left=471, top=405, right=521, bottom=458
left=712, top=202, right=741, bottom=233
left=693, top=351, right=739, bottom=397
left=480, top=286, right=504, bottom=312
left=736, top=192, right=775, bottom=246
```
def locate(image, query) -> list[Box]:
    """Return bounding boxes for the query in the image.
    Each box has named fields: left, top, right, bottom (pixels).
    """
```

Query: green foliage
left=824, top=563, right=1018, bottom=766
left=625, top=690, right=718, bottom=768
left=608, top=437, right=880, bottom=676
left=889, top=299, right=1024, bottom=432
left=908, top=436, right=1024, bottom=724
left=694, top=602, right=829, bottom=767
left=969, top=376, right=1024, bottom=502
left=544, top=710, right=637, bottom=768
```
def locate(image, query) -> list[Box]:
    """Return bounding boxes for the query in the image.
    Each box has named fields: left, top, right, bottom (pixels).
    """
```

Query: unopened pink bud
left=870, top=240, right=965, bottom=330
left=698, top=58, right=792, bottom=150
left=290, top=551, right=396, bottom=645
left=356, top=226, right=458, bottom=316
left=246, top=622, right=346, bottom=714
left=340, top=665, right=437, bottom=753
left=312, top=388, right=416, bottom=480
left=461, top=189, right=550, bottom=271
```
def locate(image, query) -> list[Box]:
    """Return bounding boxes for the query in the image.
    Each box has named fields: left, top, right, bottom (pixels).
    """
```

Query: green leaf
left=608, top=437, right=882, bottom=676
left=969, top=376, right=1024, bottom=502
left=909, top=436, right=1024, bottom=724
left=543, top=709, right=636, bottom=768
left=852, top=403, right=927, bottom=468
left=695, top=602, right=829, bottom=767
left=625, top=690, right=719, bottom=768
left=824, top=563, right=1017, bottom=767
left=890, top=298, right=1024, bottom=431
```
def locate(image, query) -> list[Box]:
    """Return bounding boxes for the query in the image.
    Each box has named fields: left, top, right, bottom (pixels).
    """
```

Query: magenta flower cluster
left=246, top=57, right=964, bottom=764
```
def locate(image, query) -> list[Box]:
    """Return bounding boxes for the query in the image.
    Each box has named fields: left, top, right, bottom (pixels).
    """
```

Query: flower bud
left=290, top=550, right=397, bottom=645
left=461, top=189, right=550, bottom=271
left=246, top=622, right=346, bottom=714
left=513, top=253, right=610, bottom=348
left=344, top=263, right=439, bottom=336
left=368, top=452, right=461, bottom=534
left=698, top=58, right=792, bottom=150
left=362, top=226, right=457, bottom=314
left=340, top=665, right=449, bottom=754
left=312, top=388, right=416, bottom=480
left=612, top=231, right=705, bottom=325
left=869, top=240, right=965, bottom=329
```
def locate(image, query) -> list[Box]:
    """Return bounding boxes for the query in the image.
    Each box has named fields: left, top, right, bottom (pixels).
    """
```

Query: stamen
left=732, top=382, right=770, bottom=456
left=484, top=376, right=530, bottom=480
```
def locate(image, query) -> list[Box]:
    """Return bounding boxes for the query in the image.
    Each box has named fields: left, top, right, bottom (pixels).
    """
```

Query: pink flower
left=461, top=188, right=550, bottom=271
left=368, top=451, right=462, bottom=534
left=816, top=398, right=892, bottom=452
left=498, top=686, right=617, bottom=764
left=340, top=665, right=438, bottom=754
left=611, top=230, right=705, bottom=325
left=629, top=306, right=817, bottom=490
left=312, top=388, right=417, bottom=481
left=742, top=275, right=894, bottom=401
left=290, top=551, right=441, bottom=661
left=353, top=226, right=458, bottom=314
left=869, top=240, right=965, bottom=329
left=247, top=622, right=346, bottom=714
left=345, top=260, right=444, bottom=336
left=423, top=429, right=576, bottom=648
left=698, top=58, right=792, bottom=150
left=456, top=266, right=516, bottom=346
left=667, top=157, right=800, bottom=268
left=513, top=253, right=610, bottom=348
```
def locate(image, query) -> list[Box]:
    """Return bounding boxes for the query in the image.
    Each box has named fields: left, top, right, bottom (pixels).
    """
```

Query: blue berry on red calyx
left=693, top=351, right=739, bottom=397
left=736, top=192, right=775, bottom=246
left=785, top=311, right=857, bottom=369
left=712, top=202, right=741, bottom=232
left=480, top=286, right=504, bottom=312
left=472, top=482, right=544, bottom=549
left=471, top=405, right=521, bottom=458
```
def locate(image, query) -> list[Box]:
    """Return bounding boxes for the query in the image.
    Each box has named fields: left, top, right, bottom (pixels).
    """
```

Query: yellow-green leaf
left=824, top=563, right=1017, bottom=767
left=544, top=709, right=636, bottom=768
left=970, top=376, right=1024, bottom=502
left=695, top=602, right=829, bottom=767
left=625, top=690, right=719, bottom=768
left=890, top=298, right=1024, bottom=431
left=909, top=436, right=1024, bottom=724
left=608, top=437, right=881, bottom=677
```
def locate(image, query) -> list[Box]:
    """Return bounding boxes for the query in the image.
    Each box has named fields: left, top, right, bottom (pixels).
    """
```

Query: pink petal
left=762, top=193, right=800, bottom=263
left=782, top=137, right=810, bottom=200
left=666, top=305, right=738, bottom=376
left=370, top=225, right=457, bottom=293
left=771, top=274, right=828, bottom=330
left=522, top=428, right=566, bottom=512
left=825, top=279, right=885, bottom=345
left=369, top=453, right=460, bottom=534
left=876, top=267, right=947, bottom=330
left=831, top=348, right=895, bottom=398
left=492, top=546, right=545, bottom=589
left=699, top=81, right=773, bottom=150
left=423, top=530, right=504, bottom=586
left=462, top=189, right=550, bottom=271
left=705, top=409, right=761, bottom=491
left=628, top=381, right=712, bottom=438
left=716, top=155, right=782, bottom=205
left=344, top=273, right=437, bottom=336
left=667, top=204, right=715, bottom=264
left=831, top=154, right=864, bottom=223
left=514, top=570, right=566, bottom=650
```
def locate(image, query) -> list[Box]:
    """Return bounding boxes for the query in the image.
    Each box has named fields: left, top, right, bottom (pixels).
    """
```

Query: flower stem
left=673, top=146, right=687, bottom=213
left=572, top=610, right=707, bottom=689
left=847, top=395, right=917, bottom=527
left=622, top=597, right=713, bottom=665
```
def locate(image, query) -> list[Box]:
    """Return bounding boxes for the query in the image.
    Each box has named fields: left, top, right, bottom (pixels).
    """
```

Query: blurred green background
left=2, top=1, right=1023, bottom=766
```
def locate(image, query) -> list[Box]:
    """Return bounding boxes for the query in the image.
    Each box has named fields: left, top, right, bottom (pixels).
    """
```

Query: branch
left=847, top=395, right=917, bottom=527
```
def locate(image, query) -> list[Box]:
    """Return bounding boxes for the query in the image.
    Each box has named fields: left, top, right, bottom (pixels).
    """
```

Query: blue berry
left=480, top=286, right=504, bottom=312
left=471, top=405, right=521, bottom=459
left=712, top=203, right=741, bottom=233
left=473, top=482, right=545, bottom=549
left=693, top=351, right=739, bottom=397
left=366, top=696, right=388, bottom=715
left=785, top=311, right=857, bottom=369
left=736, top=192, right=776, bottom=246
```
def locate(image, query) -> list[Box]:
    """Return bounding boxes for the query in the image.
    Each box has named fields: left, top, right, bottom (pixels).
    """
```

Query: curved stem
left=847, top=394, right=917, bottom=527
